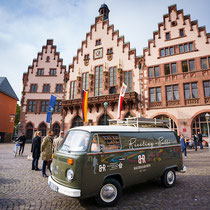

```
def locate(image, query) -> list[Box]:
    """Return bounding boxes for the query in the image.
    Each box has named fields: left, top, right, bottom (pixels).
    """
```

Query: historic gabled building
left=20, top=4, right=210, bottom=140
left=63, top=4, right=140, bottom=129
left=20, top=40, right=66, bottom=139
left=142, top=5, right=210, bottom=137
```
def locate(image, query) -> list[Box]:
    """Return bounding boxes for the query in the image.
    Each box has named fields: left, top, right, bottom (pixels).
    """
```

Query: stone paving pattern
left=0, top=143, right=210, bottom=210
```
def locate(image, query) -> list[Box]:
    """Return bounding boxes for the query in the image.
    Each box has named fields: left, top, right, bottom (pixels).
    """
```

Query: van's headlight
left=66, top=169, right=74, bottom=181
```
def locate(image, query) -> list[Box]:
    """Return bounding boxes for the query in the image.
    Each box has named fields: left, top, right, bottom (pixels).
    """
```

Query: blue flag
left=46, top=95, right=57, bottom=123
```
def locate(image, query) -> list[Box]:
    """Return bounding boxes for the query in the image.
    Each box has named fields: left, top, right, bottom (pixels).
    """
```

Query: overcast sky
left=0, top=0, right=210, bottom=102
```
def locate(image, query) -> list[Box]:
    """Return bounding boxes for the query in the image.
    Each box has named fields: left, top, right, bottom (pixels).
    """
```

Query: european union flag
left=46, top=95, right=57, bottom=123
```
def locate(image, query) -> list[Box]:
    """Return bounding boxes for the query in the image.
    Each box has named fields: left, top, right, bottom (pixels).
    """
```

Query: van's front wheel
left=161, top=169, right=176, bottom=187
left=96, top=178, right=122, bottom=207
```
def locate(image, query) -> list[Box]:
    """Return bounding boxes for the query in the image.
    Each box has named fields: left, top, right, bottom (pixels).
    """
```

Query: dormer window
left=107, top=48, right=113, bottom=54
left=166, top=32, right=170, bottom=40
left=96, top=39, right=101, bottom=46
left=180, top=29, right=184, bottom=37
left=84, top=54, right=89, bottom=60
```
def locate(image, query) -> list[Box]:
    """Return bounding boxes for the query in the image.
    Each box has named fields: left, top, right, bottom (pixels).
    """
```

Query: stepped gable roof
left=0, top=77, right=19, bottom=101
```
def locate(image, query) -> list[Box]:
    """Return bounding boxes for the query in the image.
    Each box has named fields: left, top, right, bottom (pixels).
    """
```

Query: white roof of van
left=70, top=126, right=170, bottom=132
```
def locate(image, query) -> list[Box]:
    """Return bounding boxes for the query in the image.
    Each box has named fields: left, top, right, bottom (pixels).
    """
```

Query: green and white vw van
left=48, top=123, right=186, bottom=207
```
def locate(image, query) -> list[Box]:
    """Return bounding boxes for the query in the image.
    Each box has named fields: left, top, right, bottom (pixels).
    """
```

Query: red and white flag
left=117, top=83, right=127, bottom=119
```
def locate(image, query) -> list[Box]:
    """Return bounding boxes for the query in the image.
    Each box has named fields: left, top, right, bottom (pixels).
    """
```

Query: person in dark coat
left=18, top=133, right=26, bottom=156
left=180, top=135, right=187, bottom=156
left=193, top=134, right=198, bottom=151
left=31, top=131, right=42, bottom=171
left=197, top=131, right=203, bottom=149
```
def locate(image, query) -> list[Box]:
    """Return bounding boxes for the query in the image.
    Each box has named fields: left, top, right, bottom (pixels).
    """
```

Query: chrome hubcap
left=100, top=184, right=117, bottom=202
left=167, top=171, right=175, bottom=185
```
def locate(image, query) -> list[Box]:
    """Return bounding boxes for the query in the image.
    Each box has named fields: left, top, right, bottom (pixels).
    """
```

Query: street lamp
left=104, top=102, right=108, bottom=125
left=205, top=113, right=210, bottom=149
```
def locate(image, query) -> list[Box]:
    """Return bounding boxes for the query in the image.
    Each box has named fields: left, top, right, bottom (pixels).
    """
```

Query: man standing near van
left=41, top=130, right=53, bottom=177
left=180, top=135, right=187, bottom=157
left=53, top=131, right=64, bottom=152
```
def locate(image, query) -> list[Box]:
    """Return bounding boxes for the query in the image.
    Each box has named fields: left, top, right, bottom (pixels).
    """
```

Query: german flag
left=82, top=90, right=88, bottom=122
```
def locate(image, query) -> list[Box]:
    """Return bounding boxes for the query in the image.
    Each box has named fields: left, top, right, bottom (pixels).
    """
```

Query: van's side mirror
left=100, top=145, right=105, bottom=153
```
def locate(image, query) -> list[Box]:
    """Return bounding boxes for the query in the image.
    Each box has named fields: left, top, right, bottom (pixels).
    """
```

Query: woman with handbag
left=41, top=130, right=54, bottom=177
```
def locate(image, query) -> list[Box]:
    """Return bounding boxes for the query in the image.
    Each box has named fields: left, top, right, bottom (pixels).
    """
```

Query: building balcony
left=166, top=100, right=180, bottom=107
left=184, top=98, right=199, bottom=105
left=149, top=101, right=162, bottom=108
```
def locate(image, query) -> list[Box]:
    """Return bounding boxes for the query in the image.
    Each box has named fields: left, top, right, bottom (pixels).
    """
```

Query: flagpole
left=50, top=111, right=53, bottom=130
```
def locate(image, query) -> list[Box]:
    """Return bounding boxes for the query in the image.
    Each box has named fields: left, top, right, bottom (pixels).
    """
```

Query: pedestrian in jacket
left=180, top=135, right=187, bottom=156
left=18, top=133, right=26, bottom=156
left=31, top=131, right=42, bottom=171
left=197, top=131, right=203, bottom=149
left=41, top=130, right=54, bottom=177
left=193, top=134, right=198, bottom=151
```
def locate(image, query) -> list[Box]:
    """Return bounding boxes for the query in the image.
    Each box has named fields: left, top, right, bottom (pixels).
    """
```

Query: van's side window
left=91, top=135, right=100, bottom=152
left=98, top=134, right=121, bottom=151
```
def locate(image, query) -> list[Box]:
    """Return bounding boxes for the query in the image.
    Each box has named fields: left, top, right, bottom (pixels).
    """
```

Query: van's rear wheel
left=161, top=169, right=176, bottom=188
left=96, top=178, right=122, bottom=207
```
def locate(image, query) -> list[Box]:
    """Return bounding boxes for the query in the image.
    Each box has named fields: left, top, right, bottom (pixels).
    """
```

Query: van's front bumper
left=48, top=175, right=81, bottom=197
left=179, top=165, right=187, bottom=173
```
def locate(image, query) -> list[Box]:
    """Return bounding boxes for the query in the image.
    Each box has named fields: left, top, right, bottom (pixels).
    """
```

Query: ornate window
left=203, top=80, right=210, bottom=97
left=54, top=101, right=62, bottom=113
left=50, top=69, right=56, bottom=76
left=56, top=84, right=63, bottom=93
left=37, top=69, right=44, bottom=76
left=26, top=123, right=33, bottom=140
left=94, top=65, right=103, bottom=96
left=184, top=82, right=198, bottom=99
left=71, top=116, right=83, bottom=128
left=38, top=123, right=47, bottom=136
left=28, top=100, right=36, bottom=112
left=43, top=84, right=50, bottom=93
left=166, top=85, right=179, bottom=101
left=98, top=114, right=111, bottom=125
left=30, top=84, right=37, bottom=93
left=41, top=100, right=49, bottom=112
left=166, top=32, right=170, bottom=40
left=70, top=81, right=76, bottom=99
left=82, top=73, right=89, bottom=91
left=124, top=71, right=132, bottom=92
left=164, top=63, right=177, bottom=75
left=149, top=87, right=161, bottom=102
left=53, top=123, right=60, bottom=137
left=201, top=58, right=207, bottom=69
left=180, top=29, right=184, bottom=37
left=148, top=66, right=160, bottom=78
left=95, top=39, right=101, bottom=46
left=192, top=113, right=210, bottom=136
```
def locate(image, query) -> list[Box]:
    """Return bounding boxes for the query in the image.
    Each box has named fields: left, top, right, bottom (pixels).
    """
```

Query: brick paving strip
left=0, top=143, right=210, bottom=209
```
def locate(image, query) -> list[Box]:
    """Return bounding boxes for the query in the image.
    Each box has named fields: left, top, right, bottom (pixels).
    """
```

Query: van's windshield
left=59, top=130, right=90, bottom=152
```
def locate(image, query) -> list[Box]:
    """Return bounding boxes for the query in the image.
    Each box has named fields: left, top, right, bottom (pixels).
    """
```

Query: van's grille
left=53, top=156, right=67, bottom=163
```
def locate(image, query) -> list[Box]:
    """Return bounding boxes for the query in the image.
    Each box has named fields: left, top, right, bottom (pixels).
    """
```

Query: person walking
left=193, top=134, right=198, bottom=151
left=53, top=131, right=64, bottom=153
left=31, top=131, right=42, bottom=171
left=41, top=130, right=54, bottom=177
left=180, top=135, right=187, bottom=157
left=197, top=131, right=203, bottom=149
left=17, top=133, right=26, bottom=156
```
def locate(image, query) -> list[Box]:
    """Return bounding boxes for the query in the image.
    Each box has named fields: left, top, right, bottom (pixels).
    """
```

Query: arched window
left=53, top=123, right=60, bottom=137
left=38, top=123, right=47, bottom=136
left=192, top=113, right=210, bottom=136
left=155, top=115, right=177, bottom=132
left=71, top=116, right=83, bottom=128
left=98, top=114, right=111, bottom=125
left=26, top=123, right=33, bottom=140
left=124, top=112, right=133, bottom=119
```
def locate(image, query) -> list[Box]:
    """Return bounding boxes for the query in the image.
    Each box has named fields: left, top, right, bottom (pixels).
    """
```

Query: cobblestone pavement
left=0, top=143, right=210, bottom=210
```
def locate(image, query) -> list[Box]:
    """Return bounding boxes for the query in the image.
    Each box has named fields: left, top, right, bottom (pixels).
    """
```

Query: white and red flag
left=117, top=83, right=127, bottom=119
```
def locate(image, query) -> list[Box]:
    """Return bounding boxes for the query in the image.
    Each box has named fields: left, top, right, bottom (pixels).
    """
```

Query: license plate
left=49, top=181, right=58, bottom=192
